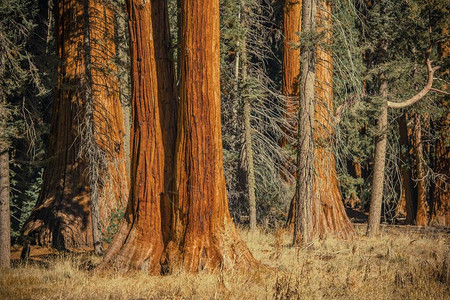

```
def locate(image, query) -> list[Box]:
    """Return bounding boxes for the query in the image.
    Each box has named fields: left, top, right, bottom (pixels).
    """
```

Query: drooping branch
left=387, top=58, right=440, bottom=109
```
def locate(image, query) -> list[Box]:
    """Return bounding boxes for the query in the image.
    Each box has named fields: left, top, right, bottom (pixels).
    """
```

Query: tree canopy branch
left=387, top=59, right=440, bottom=109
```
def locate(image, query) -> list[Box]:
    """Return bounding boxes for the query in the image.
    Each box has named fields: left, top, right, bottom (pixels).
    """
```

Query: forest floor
left=1, top=226, right=449, bottom=300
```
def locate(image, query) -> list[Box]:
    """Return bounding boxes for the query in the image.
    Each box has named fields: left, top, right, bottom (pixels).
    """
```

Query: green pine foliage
left=1, top=0, right=54, bottom=244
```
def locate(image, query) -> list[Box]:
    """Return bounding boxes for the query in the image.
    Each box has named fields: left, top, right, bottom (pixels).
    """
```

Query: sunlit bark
left=163, top=0, right=257, bottom=271
left=100, top=0, right=177, bottom=274
left=22, top=0, right=128, bottom=250
left=282, top=0, right=301, bottom=149
left=288, top=1, right=354, bottom=240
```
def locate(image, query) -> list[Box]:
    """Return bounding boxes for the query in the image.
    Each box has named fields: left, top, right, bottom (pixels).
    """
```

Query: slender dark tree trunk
left=0, top=148, right=10, bottom=269
left=243, top=95, right=257, bottom=231
left=367, top=79, right=388, bottom=237
left=413, top=113, right=428, bottom=226
left=240, top=27, right=257, bottom=232
left=0, top=49, right=10, bottom=269
left=294, top=0, right=316, bottom=246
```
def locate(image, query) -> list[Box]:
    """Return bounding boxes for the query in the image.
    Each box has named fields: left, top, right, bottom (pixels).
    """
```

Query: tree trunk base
left=100, top=217, right=258, bottom=274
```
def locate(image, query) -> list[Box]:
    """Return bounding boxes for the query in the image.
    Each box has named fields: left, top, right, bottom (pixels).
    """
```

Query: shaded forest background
left=1, top=0, right=448, bottom=247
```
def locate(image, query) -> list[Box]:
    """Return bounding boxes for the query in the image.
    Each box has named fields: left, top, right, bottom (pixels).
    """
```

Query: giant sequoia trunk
left=22, top=0, right=128, bottom=251
left=312, top=1, right=353, bottom=237
left=100, top=0, right=177, bottom=274
left=289, top=1, right=354, bottom=240
left=101, top=0, right=257, bottom=273
left=164, top=0, right=257, bottom=271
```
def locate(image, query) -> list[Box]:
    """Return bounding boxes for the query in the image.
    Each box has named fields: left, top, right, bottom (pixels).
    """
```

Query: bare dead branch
left=387, top=59, right=440, bottom=109
left=430, top=87, right=450, bottom=95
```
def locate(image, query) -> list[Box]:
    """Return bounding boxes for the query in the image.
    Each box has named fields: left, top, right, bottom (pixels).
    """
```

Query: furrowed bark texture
left=367, top=79, right=388, bottom=237
left=164, top=0, right=257, bottom=271
left=288, top=1, right=353, bottom=239
left=293, top=0, right=316, bottom=246
left=282, top=0, right=301, bottom=149
left=22, top=0, right=128, bottom=250
left=100, top=0, right=177, bottom=274
left=312, top=1, right=353, bottom=238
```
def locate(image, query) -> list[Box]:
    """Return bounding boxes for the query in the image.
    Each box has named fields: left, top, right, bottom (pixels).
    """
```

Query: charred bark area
left=100, top=0, right=177, bottom=274
left=22, top=0, right=128, bottom=251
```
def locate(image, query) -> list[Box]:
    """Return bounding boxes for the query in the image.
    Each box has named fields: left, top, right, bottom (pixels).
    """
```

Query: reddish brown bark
left=22, top=0, right=128, bottom=250
left=288, top=1, right=354, bottom=239
left=282, top=0, right=301, bottom=148
left=430, top=112, right=450, bottom=227
left=100, top=0, right=177, bottom=274
left=88, top=0, right=129, bottom=225
left=430, top=33, right=450, bottom=227
left=312, top=1, right=353, bottom=238
left=163, top=0, right=257, bottom=271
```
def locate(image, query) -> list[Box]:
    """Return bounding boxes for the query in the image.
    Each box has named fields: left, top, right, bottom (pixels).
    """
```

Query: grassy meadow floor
left=1, top=226, right=449, bottom=299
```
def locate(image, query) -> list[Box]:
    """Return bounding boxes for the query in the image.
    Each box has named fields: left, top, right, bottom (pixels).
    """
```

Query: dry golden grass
left=1, top=227, right=449, bottom=299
